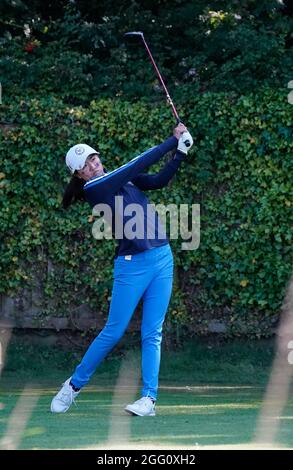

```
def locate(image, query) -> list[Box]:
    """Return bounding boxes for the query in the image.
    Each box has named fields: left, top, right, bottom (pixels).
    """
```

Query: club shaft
left=141, top=36, right=180, bottom=123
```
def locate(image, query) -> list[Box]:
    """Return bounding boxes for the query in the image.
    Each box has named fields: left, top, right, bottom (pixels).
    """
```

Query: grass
left=3, top=334, right=276, bottom=384
left=1, top=335, right=292, bottom=449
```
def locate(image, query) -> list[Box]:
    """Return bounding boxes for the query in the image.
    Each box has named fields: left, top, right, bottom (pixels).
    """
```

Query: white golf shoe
left=50, top=378, right=80, bottom=413
left=125, top=396, right=156, bottom=416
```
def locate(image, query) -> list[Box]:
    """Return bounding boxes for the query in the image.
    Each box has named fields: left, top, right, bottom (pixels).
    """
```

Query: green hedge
left=1, top=1, right=292, bottom=102
left=0, top=87, right=292, bottom=337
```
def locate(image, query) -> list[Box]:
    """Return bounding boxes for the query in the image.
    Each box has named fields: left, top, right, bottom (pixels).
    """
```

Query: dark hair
left=62, top=175, right=86, bottom=209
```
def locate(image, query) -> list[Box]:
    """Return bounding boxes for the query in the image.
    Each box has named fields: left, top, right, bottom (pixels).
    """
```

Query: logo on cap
left=75, top=146, right=85, bottom=155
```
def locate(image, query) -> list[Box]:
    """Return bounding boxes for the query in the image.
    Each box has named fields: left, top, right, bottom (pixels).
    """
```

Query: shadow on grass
left=2, top=336, right=292, bottom=449
left=1, top=383, right=292, bottom=450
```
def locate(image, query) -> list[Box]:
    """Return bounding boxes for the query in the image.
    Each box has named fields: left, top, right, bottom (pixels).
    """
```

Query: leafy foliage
left=0, top=0, right=292, bottom=103
left=0, top=89, right=292, bottom=337
left=1, top=0, right=292, bottom=338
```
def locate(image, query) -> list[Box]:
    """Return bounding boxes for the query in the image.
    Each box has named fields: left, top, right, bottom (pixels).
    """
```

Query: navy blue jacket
left=84, top=136, right=185, bottom=256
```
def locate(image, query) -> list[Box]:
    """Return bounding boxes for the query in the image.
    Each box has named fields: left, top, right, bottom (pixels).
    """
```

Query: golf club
left=124, top=31, right=191, bottom=147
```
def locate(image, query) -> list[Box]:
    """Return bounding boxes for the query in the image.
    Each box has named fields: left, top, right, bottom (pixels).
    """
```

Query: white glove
left=178, top=131, right=193, bottom=154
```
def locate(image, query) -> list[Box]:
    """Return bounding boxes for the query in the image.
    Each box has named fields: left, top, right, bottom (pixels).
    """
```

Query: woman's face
left=77, top=154, right=104, bottom=181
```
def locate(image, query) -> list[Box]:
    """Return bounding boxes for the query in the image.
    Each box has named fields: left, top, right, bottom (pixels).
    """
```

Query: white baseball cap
left=65, top=144, right=99, bottom=173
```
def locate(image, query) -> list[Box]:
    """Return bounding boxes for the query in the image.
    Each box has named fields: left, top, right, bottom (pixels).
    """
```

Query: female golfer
left=51, top=123, right=193, bottom=416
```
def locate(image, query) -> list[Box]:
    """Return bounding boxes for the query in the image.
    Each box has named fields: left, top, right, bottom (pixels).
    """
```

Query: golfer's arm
left=84, top=136, right=178, bottom=205
left=131, top=151, right=186, bottom=190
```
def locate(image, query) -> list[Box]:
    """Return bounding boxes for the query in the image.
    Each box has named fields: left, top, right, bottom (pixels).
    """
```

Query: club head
left=124, top=31, right=144, bottom=40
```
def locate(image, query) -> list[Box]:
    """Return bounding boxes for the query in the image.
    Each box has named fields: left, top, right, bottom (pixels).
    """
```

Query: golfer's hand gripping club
left=178, top=131, right=193, bottom=154
left=176, top=120, right=192, bottom=148
left=182, top=132, right=192, bottom=148
left=174, top=123, right=193, bottom=154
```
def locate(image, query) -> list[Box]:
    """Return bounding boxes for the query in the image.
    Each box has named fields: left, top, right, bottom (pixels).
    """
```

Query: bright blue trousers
left=71, top=244, right=174, bottom=400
